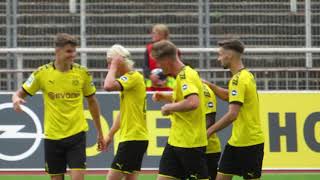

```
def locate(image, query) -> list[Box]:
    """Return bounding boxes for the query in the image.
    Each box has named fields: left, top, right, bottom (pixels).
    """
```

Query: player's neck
left=230, top=59, right=244, bottom=75
left=54, top=60, right=72, bottom=72
left=172, top=60, right=185, bottom=77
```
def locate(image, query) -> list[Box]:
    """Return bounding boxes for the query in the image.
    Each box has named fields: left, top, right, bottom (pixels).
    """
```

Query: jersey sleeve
left=179, top=74, right=199, bottom=98
left=22, top=70, right=41, bottom=96
left=117, top=72, right=139, bottom=91
left=228, top=74, right=245, bottom=104
left=203, top=84, right=216, bottom=114
left=82, top=68, right=96, bottom=96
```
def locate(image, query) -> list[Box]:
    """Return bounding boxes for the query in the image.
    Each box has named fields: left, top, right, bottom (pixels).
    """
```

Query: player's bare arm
left=103, top=55, right=123, bottom=91
left=104, top=112, right=120, bottom=151
left=86, top=95, right=106, bottom=151
left=152, top=91, right=173, bottom=103
left=207, top=103, right=241, bottom=137
left=161, top=94, right=199, bottom=116
left=202, top=79, right=228, bottom=101
left=12, top=88, right=28, bottom=112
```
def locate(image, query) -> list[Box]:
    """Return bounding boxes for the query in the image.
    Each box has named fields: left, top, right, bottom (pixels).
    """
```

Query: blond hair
left=107, top=44, right=135, bottom=69
left=152, top=24, right=169, bottom=39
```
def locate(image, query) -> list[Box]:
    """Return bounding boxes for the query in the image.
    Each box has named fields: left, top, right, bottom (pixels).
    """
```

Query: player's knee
left=50, top=174, right=64, bottom=180
left=108, top=170, right=126, bottom=180
left=125, top=173, right=138, bottom=180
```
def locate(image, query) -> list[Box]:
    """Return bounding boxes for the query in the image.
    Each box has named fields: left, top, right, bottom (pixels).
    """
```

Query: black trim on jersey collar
left=52, top=61, right=73, bottom=70
left=237, top=68, right=246, bottom=74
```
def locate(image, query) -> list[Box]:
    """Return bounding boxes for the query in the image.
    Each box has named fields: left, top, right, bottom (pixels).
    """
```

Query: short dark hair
left=55, top=33, right=77, bottom=48
left=218, top=39, right=245, bottom=54
left=151, top=40, right=177, bottom=61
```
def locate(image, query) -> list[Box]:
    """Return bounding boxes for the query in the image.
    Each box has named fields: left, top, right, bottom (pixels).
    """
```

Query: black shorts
left=159, top=143, right=209, bottom=180
left=111, top=140, right=148, bottom=174
left=218, top=143, right=264, bottom=179
left=44, top=131, right=86, bottom=175
left=206, top=152, right=221, bottom=180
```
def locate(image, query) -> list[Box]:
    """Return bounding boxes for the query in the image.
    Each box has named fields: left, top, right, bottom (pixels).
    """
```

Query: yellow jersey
left=228, top=69, right=265, bottom=146
left=117, top=71, right=148, bottom=142
left=203, top=83, right=221, bottom=153
left=169, top=66, right=207, bottom=148
left=22, top=62, right=96, bottom=140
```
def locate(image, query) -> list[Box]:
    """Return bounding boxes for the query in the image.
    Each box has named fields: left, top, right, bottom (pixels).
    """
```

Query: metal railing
left=0, top=48, right=319, bottom=91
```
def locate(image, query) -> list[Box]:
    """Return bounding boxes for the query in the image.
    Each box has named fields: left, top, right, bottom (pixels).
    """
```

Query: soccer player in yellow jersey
left=103, top=44, right=148, bottom=180
left=151, top=40, right=208, bottom=180
left=12, top=33, right=105, bottom=180
left=203, top=83, right=221, bottom=180
left=205, top=39, right=264, bottom=180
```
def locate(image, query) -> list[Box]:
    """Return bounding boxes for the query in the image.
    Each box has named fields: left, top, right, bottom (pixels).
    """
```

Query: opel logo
left=0, top=103, right=43, bottom=161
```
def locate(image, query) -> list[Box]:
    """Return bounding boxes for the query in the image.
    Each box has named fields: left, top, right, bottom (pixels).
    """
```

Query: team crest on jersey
left=25, top=75, right=35, bottom=87
left=120, top=76, right=128, bottom=82
left=208, top=102, right=214, bottom=108
left=182, top=84, right=188, bottom=91
left=231, top=90, right=237, bottom=96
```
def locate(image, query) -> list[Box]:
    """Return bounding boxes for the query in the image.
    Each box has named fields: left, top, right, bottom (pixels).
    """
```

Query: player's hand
left=161, top=104, right=172, bottom=116
left=110, top=55, right=124, bottom=68
left=152, top=91, right=163, bottom=102
left=12, top=96, right=26, bottom=112
left=97, top=134, right=106, bottom=151
left=104, top=135, right=113, bottom=151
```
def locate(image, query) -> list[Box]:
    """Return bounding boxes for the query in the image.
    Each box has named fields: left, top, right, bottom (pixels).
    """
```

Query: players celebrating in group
left=12, top=32, right=264, bottom=180
left=151, top=39, right=264, bottom=180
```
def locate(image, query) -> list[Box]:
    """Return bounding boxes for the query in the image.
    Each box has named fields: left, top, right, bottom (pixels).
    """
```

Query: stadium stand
left=0, top=0, right=319, bottom=90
